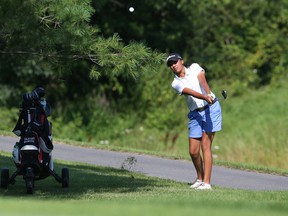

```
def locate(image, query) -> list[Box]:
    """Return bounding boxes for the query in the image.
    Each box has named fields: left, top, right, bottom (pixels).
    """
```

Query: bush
left=0, top=107, right=19, bottom=132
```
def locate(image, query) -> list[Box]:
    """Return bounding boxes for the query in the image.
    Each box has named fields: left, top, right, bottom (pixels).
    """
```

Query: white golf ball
left=129, top=7, right=134, bottom=12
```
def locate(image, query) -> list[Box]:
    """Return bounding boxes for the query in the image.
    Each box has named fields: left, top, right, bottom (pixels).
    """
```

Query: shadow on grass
left=0, top=153, right=167, bottom=198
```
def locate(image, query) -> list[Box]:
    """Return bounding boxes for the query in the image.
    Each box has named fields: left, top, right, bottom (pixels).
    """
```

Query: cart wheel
left=62, top=168, right=69, bottom=188
left=1, top=168, right=10, bottom=189
left=26, top=179, right=34, bottom=194
left=25, top=167, right=34, bottom=194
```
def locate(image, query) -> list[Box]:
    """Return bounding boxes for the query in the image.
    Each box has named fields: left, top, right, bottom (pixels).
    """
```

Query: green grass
left=216, top=86, right=288, bottom=168
left=1, top=153, right=288, bottom=216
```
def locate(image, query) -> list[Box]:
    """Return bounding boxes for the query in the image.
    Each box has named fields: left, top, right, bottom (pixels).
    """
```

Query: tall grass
left=216, top=86, right=288, bottom=169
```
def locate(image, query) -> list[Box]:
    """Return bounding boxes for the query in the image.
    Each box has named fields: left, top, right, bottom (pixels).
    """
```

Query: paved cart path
left=1, top=136, right=287, bottom=191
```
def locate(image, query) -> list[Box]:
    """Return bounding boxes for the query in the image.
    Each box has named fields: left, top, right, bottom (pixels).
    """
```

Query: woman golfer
left=166, top=53, right=222, bottom=190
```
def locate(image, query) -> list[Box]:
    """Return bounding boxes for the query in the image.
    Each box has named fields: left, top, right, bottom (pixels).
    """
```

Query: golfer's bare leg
left=201, top=132, right=215, bottom=184
left=189, top=137, right=204, bottom=181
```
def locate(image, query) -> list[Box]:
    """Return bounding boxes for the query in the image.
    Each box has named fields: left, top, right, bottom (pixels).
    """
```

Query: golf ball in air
left=129, top=7, right=134, bottom=12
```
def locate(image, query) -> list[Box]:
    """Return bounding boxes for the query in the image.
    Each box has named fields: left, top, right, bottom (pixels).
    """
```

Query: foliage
left=0, top=108, right=18, bottom=131
left=93, top=0, right=288, bottom=86
left=139, top=64, right=186, bottom=131
left=0, top=0, right=164, bottom=106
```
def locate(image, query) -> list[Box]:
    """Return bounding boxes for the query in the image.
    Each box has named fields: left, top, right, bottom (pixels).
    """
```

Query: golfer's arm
left=198, top=71, right=211, bottom=94
left=182, top=88, right=208, bottom=101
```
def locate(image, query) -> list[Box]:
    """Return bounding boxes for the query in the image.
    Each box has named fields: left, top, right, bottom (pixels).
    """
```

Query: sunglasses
left=167, top=60, right=179, bottom=67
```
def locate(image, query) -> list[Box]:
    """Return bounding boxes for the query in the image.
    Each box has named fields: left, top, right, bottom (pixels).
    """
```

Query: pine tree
left=0, top=0, right=164, bottom=81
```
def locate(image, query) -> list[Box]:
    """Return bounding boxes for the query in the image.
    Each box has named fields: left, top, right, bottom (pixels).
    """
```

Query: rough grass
left=216, top=86, right=288, bottom=169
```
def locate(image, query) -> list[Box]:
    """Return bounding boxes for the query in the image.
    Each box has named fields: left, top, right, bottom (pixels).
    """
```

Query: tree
left=93, top=0, right=288, bottom=87
left=0, top=0, right=164, bottom=106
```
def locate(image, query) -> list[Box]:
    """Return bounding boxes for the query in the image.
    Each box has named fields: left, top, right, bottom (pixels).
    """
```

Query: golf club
left=218, top=90, right=228, bottom=100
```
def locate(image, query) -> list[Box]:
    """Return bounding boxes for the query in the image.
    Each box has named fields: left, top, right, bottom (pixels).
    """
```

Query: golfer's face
left=170, top=60, right=184, bottom=74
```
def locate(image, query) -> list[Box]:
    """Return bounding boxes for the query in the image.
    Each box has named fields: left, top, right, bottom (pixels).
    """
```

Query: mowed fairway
left=0, top=153, right=287, bottom=216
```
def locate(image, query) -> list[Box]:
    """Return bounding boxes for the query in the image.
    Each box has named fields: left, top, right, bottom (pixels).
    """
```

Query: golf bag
left=0, top=87, right=69, bottom=194
left=12, top=87, right=54, bottom=170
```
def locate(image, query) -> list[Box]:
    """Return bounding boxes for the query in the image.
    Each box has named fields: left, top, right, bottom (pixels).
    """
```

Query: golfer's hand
left=205, top=95, right=213, bottom=104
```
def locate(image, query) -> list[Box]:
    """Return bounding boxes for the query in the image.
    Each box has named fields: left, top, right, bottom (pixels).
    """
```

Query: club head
left=221, top=90, right=227, bottom=100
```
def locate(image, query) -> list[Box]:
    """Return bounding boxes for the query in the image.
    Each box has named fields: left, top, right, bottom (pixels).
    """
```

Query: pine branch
left=0, top=50, right=100, bottom=64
